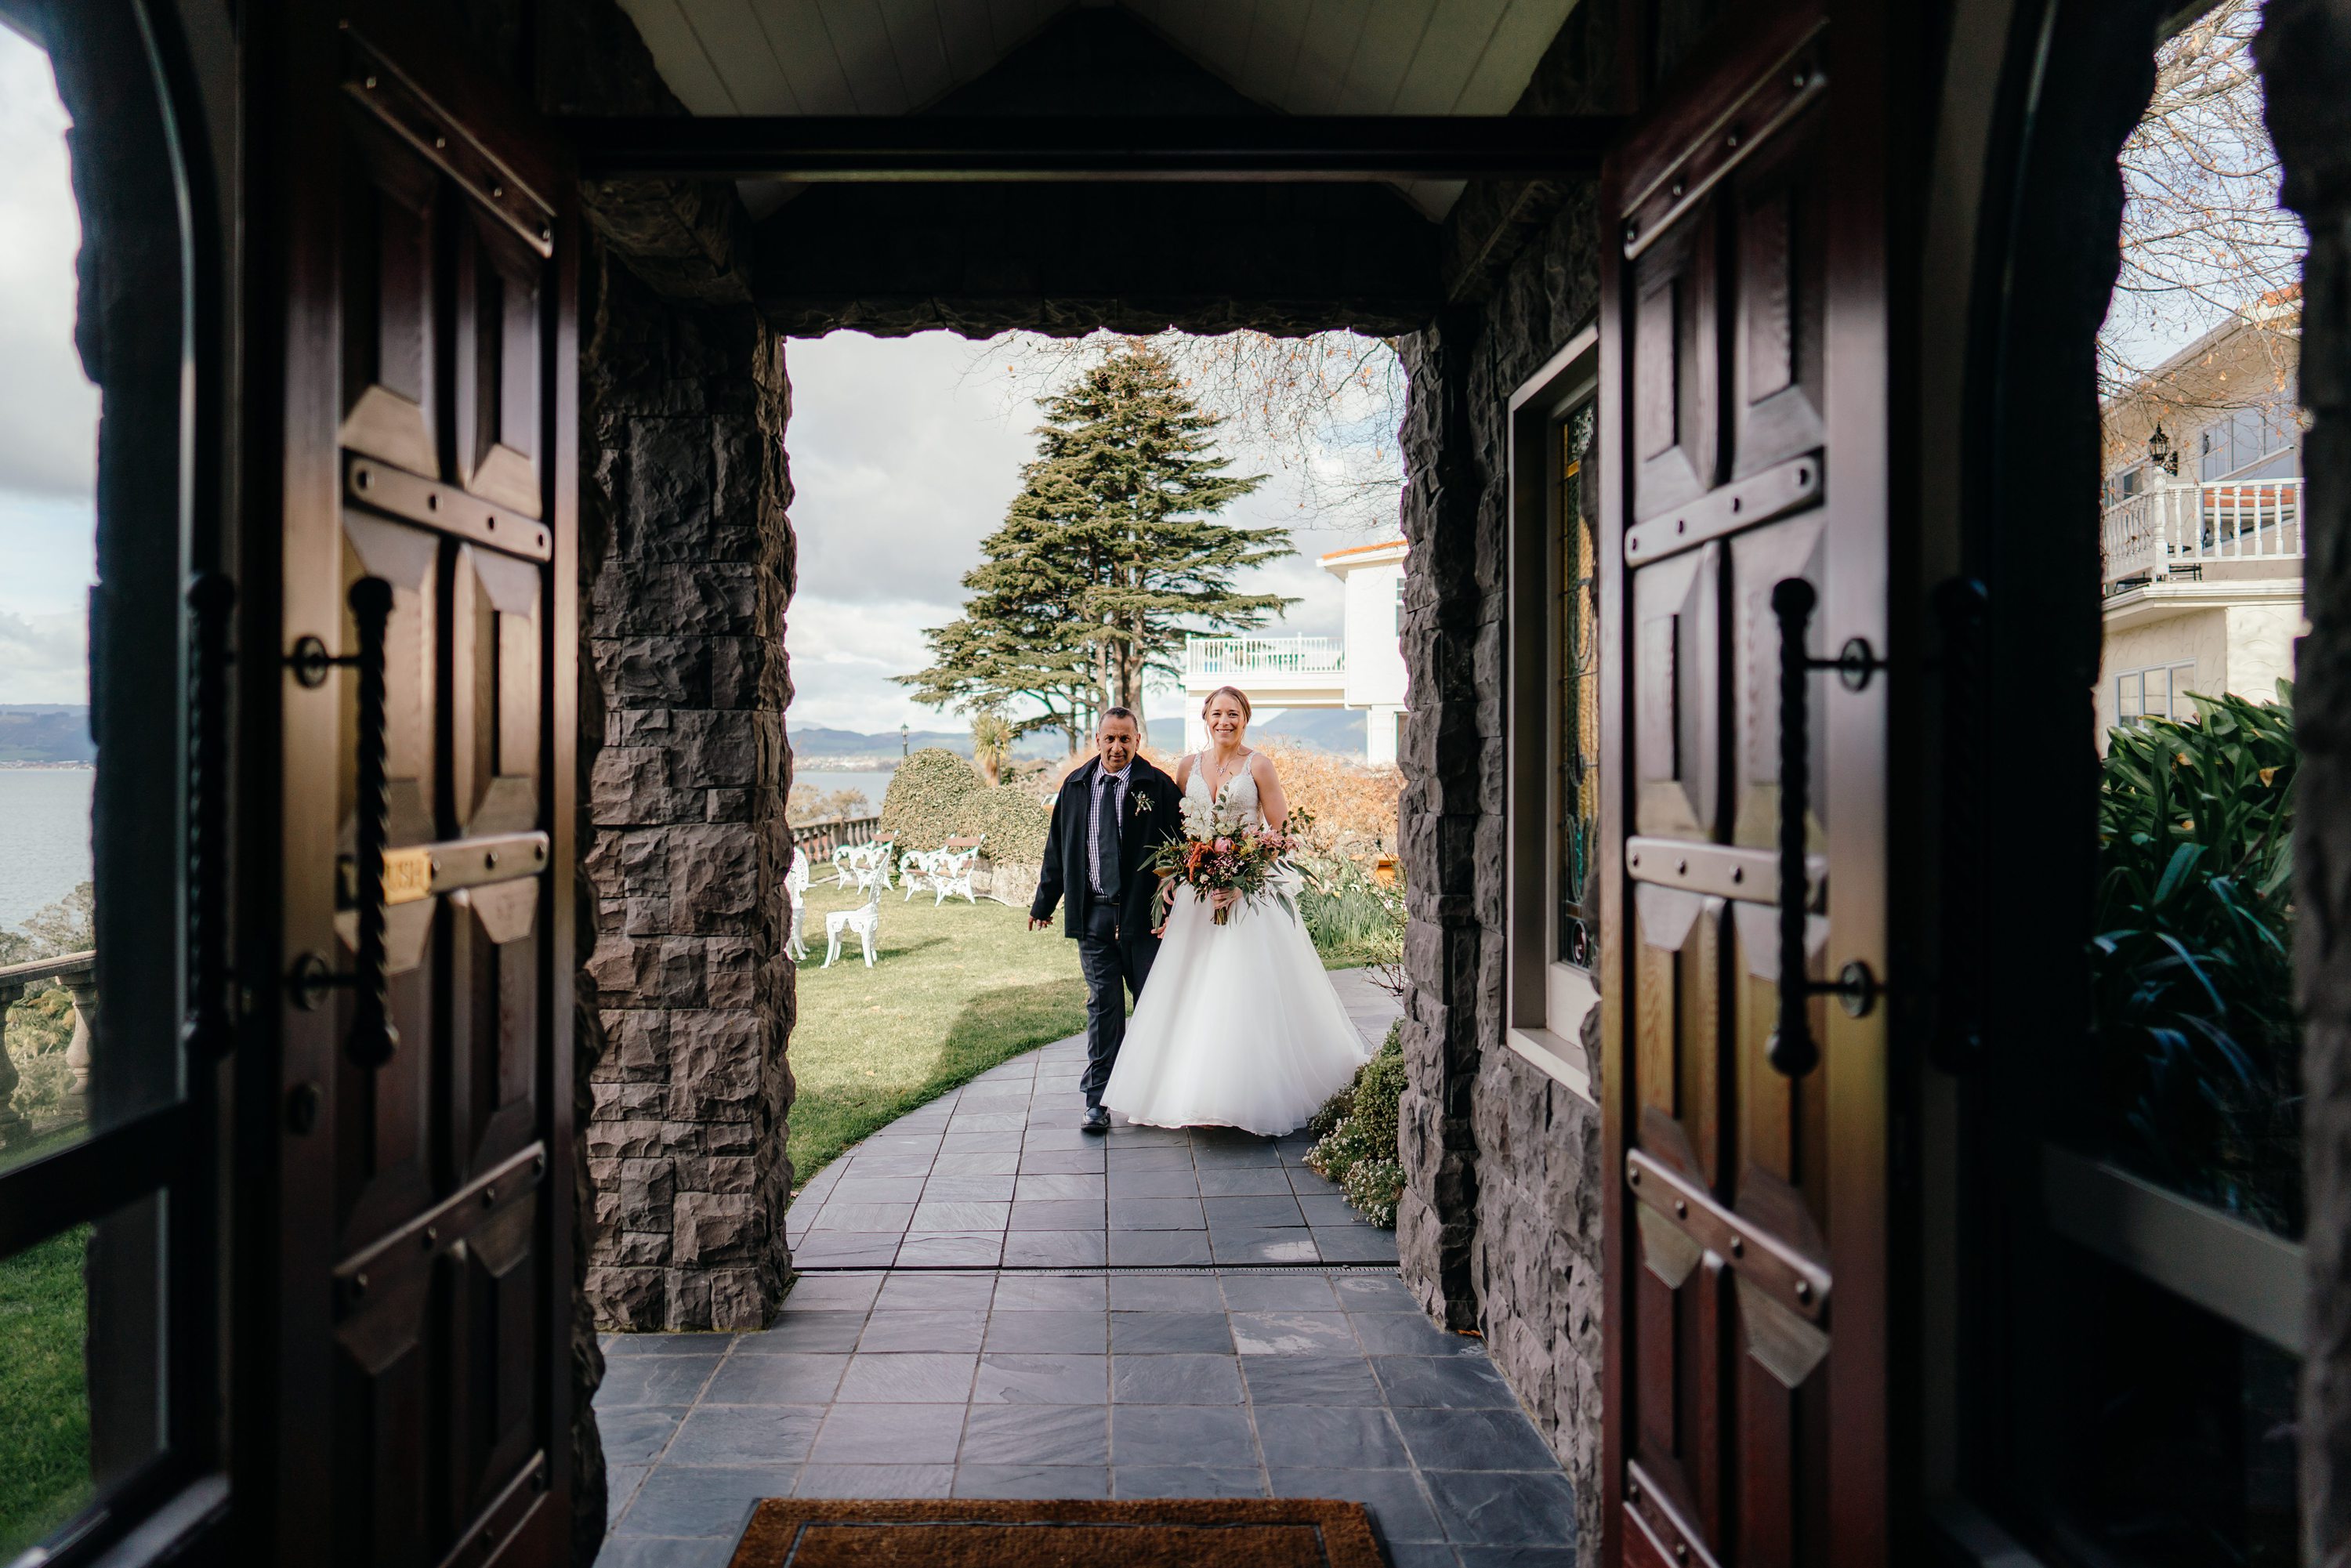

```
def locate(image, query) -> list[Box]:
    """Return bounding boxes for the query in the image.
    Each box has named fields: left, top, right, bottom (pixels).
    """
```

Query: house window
left=2198, top=390, right=2303, bottom=482
left=2117, top=660, right=2197, bottom=725
left=1558, top=401, right=1600, bottom=969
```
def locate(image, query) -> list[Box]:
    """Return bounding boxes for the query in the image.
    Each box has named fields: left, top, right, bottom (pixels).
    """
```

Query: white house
left=1181, top=536, right=1411, bottom=763
left=2096, top=305, right=2305, bottom=744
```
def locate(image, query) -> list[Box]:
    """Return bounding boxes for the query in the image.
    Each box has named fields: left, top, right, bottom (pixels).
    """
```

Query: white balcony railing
left=2101, top=475, right=2306, bottom=588
left=1186, top=636, right=1346, bottom=679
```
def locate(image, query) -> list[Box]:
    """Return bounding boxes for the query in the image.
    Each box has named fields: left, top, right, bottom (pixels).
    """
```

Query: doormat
left=724, top=1497, right=1387, bottom=1567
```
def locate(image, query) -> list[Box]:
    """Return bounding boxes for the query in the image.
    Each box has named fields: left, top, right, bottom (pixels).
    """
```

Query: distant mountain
left=0, top=706, right=93, bottom=764
left=1252, top=707, right=1371, bottom=756
left=788, top=725, right=1072, bottom=765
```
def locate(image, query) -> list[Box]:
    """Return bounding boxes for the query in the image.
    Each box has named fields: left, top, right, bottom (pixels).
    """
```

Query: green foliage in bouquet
left=1305, top=1023, right=1406, bottom=1227
left=2092, top=683, right=2300, bottom=1233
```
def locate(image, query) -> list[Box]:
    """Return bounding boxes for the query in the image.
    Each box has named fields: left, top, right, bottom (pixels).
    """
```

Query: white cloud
left=0, top=605, right=86, bottom=704
left=0, top=31, right=96, bottom=505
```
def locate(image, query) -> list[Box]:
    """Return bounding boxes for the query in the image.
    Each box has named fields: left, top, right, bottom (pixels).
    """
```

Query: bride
left=1100, top=685, right=1374, bottom=1135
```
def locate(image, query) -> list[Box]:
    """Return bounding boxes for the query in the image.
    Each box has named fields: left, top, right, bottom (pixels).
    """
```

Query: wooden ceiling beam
left=564, top=114, right=1623, bottom=182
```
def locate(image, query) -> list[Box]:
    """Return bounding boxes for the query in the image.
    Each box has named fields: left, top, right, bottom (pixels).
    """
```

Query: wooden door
left=1598, top=2, right=1896, bottom=1563
left=244, top=3, right=578, bottom=1563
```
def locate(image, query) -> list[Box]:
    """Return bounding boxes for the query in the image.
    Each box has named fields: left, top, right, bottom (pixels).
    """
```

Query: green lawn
left=0, top=1223, right=90, bottom=1559
left=788, top=882, right=1089, bottom=1186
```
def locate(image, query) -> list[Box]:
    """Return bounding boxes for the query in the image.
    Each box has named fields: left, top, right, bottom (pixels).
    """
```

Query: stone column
left=579, top=242, right=795, bottom=1332
left=0, top=981, right=29, bottom=1146
left=60, top=965, right=96, bottom=1114
left=2259, top=3, right=2351, bottom=1559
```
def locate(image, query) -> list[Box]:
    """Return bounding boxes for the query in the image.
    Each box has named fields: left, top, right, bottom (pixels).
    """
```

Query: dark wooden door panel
left=259, top=3, right=576, bottom=1562
left=1601, top=2, right=1888, bottom=1562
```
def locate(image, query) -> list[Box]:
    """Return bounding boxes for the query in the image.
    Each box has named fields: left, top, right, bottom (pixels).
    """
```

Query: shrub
left=2092, top=683, right=2300, bottom=1233
left=881, top=747, right=1051, bottom=864
left=1297, top=851, right=1404, bottom=967
left=1305, top=1023, right=1405, bottom=1227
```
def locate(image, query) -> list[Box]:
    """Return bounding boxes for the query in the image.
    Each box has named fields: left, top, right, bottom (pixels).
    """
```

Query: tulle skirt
left=1102, top=882, right=1373, bottom=1135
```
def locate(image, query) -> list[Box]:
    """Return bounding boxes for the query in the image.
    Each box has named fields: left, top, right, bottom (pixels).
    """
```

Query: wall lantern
left=2146, top=422, right=2179, bottom=477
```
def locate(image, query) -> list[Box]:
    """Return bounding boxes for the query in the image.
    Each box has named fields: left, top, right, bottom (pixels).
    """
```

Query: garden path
left=592, top=970, right=1578, bottom=1567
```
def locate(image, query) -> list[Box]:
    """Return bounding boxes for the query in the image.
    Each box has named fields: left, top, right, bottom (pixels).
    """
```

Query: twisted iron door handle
left=1768, top=578, right=1821, bottom=1078
left=184, top=571, right=237, bottom=1061
left=1766, top=577, right=1885, bottom=1079
left=346, top=576, right=398, bottom=1068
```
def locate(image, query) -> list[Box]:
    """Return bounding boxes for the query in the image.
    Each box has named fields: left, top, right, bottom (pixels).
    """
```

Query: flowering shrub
left=1305, top=1022, right=1405, bottom=1228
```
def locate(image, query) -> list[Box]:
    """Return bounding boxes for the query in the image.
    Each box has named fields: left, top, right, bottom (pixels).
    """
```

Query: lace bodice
left=1184, top=750, right=1262, bottom=827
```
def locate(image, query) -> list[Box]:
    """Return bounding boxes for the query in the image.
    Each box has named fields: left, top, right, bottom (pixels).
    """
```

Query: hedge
left=879, top=747, right=1051, bottom=865
left=1305, top=1021, right=1405, bottom=1228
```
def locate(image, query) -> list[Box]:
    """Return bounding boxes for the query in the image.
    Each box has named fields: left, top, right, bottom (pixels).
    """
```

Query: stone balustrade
left=0, top=949, right=97, bottom=1146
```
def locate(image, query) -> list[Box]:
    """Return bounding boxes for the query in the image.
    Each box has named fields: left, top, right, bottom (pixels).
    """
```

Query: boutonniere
left=1133, top=794, right=1154, bottom=817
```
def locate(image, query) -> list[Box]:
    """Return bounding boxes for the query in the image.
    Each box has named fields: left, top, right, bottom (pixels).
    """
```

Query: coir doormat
left=724, top=1497, right=1388, bottom=1568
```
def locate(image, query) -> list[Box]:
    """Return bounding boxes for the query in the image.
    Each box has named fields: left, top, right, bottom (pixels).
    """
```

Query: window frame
left=1502, top=327, right=1601, bottom=1100
left=2114, top=659, right=2196, bottom=726
left=0, top=2, right=229, bottom=1563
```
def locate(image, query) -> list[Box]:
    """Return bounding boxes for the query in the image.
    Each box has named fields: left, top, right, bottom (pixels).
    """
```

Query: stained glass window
left=1559, top=402, right=1600, bottom=969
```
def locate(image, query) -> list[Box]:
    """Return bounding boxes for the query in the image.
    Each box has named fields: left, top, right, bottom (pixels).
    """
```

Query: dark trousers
left=1077, top=898, right=1158, bottom=1106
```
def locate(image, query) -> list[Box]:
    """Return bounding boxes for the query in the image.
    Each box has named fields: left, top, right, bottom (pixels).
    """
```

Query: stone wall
left=1392, top=6, right=1619, bottom=1562
left=579, top=241, right=797, bottom=1331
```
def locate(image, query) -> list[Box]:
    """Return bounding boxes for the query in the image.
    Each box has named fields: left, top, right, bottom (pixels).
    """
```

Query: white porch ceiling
left=613, top=0, right=1581, bottom=216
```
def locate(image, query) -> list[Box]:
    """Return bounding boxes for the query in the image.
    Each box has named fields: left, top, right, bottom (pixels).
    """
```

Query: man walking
left=1030, top=708, right=1184, bottom=1132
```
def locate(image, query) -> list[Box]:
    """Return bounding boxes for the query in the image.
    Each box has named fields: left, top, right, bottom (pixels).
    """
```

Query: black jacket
left=1031, top=755, right=1186, bottom=937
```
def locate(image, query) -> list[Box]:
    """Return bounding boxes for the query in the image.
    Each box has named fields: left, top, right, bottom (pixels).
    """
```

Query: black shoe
left=1081, top=1105, right=1110, bottom=1134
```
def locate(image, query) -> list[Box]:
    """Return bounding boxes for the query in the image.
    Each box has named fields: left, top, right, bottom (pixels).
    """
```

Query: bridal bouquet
left=1147, top=797, right=1316, bottom=927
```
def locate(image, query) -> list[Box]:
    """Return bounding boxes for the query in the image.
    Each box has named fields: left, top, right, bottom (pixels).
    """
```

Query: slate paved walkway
left=594, top=969, right=1578, bottom=1567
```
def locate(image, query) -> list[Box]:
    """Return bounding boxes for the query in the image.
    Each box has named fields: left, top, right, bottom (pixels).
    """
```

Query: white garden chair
left=899, top=848, right=940, bottom=901
left=823, top=882, right=883, bottom=968
left=932, top=836, right=984, bottom=906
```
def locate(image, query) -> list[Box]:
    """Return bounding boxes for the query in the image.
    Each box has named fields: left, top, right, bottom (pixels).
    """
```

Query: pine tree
left=903, top=339, right=1291, bottom=748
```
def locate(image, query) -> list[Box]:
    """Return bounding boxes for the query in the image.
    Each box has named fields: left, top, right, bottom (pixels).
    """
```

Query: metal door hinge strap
left=335, top=831, right=551, bottom=909
left=1625, top=1148, right=1831, bottom=1322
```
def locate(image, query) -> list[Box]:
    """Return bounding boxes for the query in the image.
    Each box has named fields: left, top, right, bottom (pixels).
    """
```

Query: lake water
left=795, top=768, right=894, bottom=815
left=0, top=770, right=92, bottom=931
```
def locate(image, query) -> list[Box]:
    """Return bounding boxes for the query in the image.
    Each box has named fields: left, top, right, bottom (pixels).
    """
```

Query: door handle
left=185, top=571, right=236, bottom=1060
left=346, top=576, right=399, bottom=1069
left=1766, top=578, right=1882, bottom=1078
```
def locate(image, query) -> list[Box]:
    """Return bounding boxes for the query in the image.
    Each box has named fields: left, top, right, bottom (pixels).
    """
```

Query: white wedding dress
left=1101, top=752, right=1374, bottom=1135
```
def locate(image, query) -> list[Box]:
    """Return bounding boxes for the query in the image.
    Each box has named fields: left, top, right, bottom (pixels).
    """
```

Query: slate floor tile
left=821, top=1176, right=925, bottom=1204
left=1108, top=1197, right=1206, bottom=1230
left=1108, top=1274, right=1223, bottom=1312
left=1211, top=1227, right=1321, bottom=1265
left=983, top=1309, right=1108, bottom=1353
left=1110, top=1353, right=1245, bottom=1405
left=1113, top=1466, right=1266, bottom=1499
left=1220, top=1274, right=1341, bottom=1311
left=618, top=1466, right=799, bottom=1537
left=604, top=1333, right=737, bottom=1359
left=1110, top=1313, right=1233, bottom=1354
left=1252, top=1404, right=1411, bottom=1469
left=874, top=1273, right=995, bottom=1310
left=1392, top=1408, right=1566, bottom=1472
left=594, top=1534, right=737, bottom=1568
left=807, top=1402, right=967, bottom=1464
left=1107, top=1170, right=1201, bottom=1198
left=1012, top=1172, right=1107, bottom=1200
left=973, top=1352, right=1110, bottom=1404
left=1103, top=1146, right=1196, bottom=1171
left=662, top=1404, right=826, bottom=1468
left=1189, top=1141, right=1283, bottom=1168
left=697, top=1355, right=848, bottom=1407
left=1331, top=1273, right=1417, bottom=1310
left=1008, top=1198, right=1106, bottom=1230
left=1269, top=1468, right=1447, bottom=1543
left=991, top=1275, right=1107, bottom=1312
left=857, top=1311, right=987, bottom=1353
left=777, top=1272, right=882, bottom=1310
left=599, top=1405, right=689, bottom=1465
left=961, top=1402, right=1111, bottom=1466
left=910, top=1200, right=1012, bottom=1231
left=945, top=1112, right=1027, bottom=1132
left=1240, top=1355, right=1384, bottom=1406
left=920, top=1175, right=1017, bottom=1202
left=930, top=1149, right=1022, bottom=1175
left=1296, top=1194, right=1361, bottom=1226
left=1107, top=1230, right=1214, bottom=1266
left=954, top=1464, right=1111, bottom=1499
left=734, top=1313, right=864, bottom=1354
left=1196, top=1167, right=1296, bottom=1196
left=789, top=1233, right=901, bottom=1269
left=1109, top=1403, right=1260, bottom=1468
left=1382, top=1542, right=1465, bottom=1568
left=999, top=1230, right=1110, bottom=1267
left=606, top=1465, right=647, bottom=1527
left=1204, top=1195, right=1307, bottom=1228
left=1019, top=1149, right=1108, bottom=1175
left=795, top=1464, right=956, bottom=1498
left=1374, top=1356, right=1519, bottom=1410
left=834, top=1353, right=980, bottom=1403
left=598, top=1356, right=723, bottom=1407
left=1353, top=1313, right=1484, bottom=1356
left=1230, top=1311, right=1360, bottom=1356
left=939, top=1130, right=1025, bottom=1152
left=1423, top=1469, right=1579, bottom=1545
left=1314, top=1226, right=1400, bottom=1263
left=894, top=1231, right=1004, bottom=1267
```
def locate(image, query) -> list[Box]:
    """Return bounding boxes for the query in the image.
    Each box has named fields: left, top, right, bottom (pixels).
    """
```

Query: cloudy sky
left=781, top=331, right=1399, bottom=736
left=0, top=26, right=99, bottom=707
